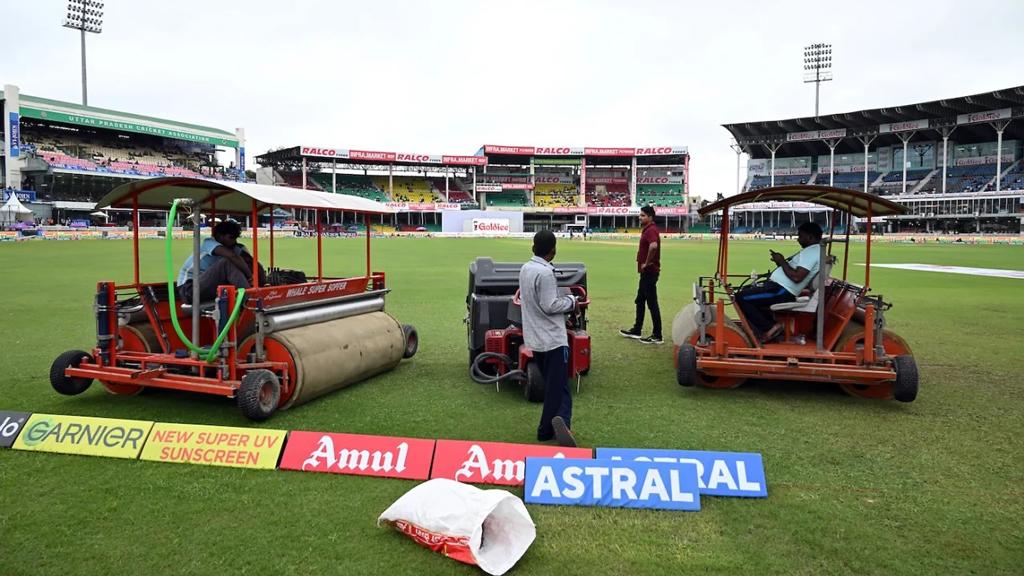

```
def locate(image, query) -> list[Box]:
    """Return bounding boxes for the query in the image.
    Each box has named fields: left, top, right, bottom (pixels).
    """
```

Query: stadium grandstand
left=1, top=83, right=245, bottom=223
left=723, top=85, right=1024, bottom=234
left=255, top=145, right=694, bottom=232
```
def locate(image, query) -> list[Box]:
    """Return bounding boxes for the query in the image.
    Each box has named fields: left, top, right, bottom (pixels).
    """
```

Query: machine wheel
left=237, top=369, right=281, bottom=421
left=836, top=326, right=913, bottom=400
left=50, top=350, right=95, bottom=396
left=402, top=324, right=419, bottom=359
left=676, top=344, right=697, bottom=387
left=524, top=362, right=545, bottom=403
left=893, top=355, right=919, bottom=403
left=687, top=321, right=749, bottom=389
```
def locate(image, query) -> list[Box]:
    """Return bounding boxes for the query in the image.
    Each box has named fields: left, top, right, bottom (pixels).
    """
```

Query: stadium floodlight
left=63, top=0, right=105, bottom=105
left=803, top=43, right=833, bottom=118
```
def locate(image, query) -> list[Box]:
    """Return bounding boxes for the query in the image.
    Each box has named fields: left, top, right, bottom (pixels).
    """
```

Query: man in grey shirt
left=519, top=230, right=578, bottom=447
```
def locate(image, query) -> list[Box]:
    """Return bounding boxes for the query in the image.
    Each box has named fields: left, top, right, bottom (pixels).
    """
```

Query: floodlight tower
left=63, top=0, right=105, bottom=106
left=803, top=43, right=832, bottom=118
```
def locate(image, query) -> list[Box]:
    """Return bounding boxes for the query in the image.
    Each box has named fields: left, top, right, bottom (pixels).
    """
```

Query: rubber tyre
left=676, top=343, right=697, bottom=387
left=893, top=355, right=919, bottom=403
left=525, top=362, right=545, bottom=403
left=836, top=327, right=912, bottom=400
left=50, top=350, right=94, bottom=396
left=402, top=324, right=419, bottom=359
left=237, top=369, right=281, bottom=421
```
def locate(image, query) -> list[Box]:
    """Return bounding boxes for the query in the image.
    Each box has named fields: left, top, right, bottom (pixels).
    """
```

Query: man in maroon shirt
left=620, top=205, right=662, bottom=344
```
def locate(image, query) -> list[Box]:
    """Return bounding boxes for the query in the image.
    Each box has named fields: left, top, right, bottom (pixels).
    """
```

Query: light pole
left=803, top=43, right=832, bottom=118
left=63, top=0, right=104, bottom=106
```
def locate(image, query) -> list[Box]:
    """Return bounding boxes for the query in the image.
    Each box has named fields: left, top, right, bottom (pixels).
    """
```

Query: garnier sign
left=19, top=107, right=239, bottom=147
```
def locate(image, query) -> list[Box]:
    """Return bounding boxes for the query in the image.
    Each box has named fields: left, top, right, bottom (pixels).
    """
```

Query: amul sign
left=279, top=431, right=435, bottom=480
left=430, top=440, right=593, bottom=486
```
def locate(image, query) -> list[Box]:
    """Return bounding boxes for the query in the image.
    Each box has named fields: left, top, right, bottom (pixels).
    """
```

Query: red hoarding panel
left=349, top=150, right=398, bottom=162
left=584, top=147, right=635, bottom=156
left=280, top=431, right=435, bottom=480
left=431, top=439, right=592, bottom=486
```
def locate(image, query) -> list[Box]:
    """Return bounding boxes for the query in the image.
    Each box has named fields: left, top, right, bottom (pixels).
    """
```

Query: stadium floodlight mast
left=63, top=0, right=104, bottom=106
left=803, top=43, right=833, bottom=118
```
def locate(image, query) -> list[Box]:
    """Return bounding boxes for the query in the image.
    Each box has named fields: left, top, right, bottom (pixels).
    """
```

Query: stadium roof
left=96, top=177, right=394, bottom=215
left=699, top=185, right=906, bottom=218
left=479, top=145, right=689, bottom=166
left=256, top=146, right=488, bottom=168
left=1, top=89, right=239, bottom=148
left=723, top=85, right=1024, bottom=159
left=257, top=144, right=689, bottom=168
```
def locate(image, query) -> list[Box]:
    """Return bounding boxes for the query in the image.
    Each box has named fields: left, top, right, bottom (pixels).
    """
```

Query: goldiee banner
left=957, top=108, right=1011, bottom=125
left=19, top=107, right=238, bottom=147
left=140, top=423, right=287, bottom=470
left=879, top=119, right=929, bottom=134
left=430, top=439, right=592, bottom=486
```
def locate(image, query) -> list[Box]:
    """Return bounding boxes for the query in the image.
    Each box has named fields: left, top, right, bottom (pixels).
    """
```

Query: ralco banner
left=430, top=440, right=593, bottom=486
left=279, top=431, right=435, bottom=480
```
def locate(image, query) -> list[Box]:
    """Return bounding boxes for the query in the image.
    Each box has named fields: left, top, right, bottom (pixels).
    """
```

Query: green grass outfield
left=0, top=236, right=1021, bottom=575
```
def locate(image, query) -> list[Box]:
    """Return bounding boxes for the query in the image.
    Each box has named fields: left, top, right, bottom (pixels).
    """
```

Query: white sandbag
left=378, top=478, right=536, bottom=575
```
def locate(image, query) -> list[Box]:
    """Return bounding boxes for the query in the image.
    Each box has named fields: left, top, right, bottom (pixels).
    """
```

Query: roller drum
left=242, top=311, right=405, bottom=410
left=261, top=297, right=386, bottom=334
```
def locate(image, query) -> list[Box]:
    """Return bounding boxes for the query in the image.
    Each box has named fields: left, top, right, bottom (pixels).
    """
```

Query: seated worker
left=735, top=221, right=823, bottom=342
left=176, top=220, right=264, bottom=304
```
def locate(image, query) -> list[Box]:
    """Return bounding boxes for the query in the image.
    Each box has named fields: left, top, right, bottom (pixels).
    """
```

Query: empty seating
left=636, top=184, right=684, bottom=207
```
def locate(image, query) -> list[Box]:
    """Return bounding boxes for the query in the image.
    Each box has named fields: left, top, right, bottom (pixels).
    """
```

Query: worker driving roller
left=734, top=221, right=823, bottom=342
left=176, top=220, right=266, bottom=304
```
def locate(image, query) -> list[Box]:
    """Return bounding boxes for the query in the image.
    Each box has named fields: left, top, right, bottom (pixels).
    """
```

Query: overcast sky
left=2, top=0, right=1022, bottom=198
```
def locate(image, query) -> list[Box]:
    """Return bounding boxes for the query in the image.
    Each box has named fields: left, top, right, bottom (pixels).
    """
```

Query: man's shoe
left=551, top=416, right=577, bottom=448
left=619, top=328, right=642, bottom=339
left=640, top=335, right=664, bottom=345
left=762, top=323, right=784, bottom=343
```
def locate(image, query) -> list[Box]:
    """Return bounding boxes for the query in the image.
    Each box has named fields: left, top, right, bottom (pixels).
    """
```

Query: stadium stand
left=534, top=183, right=578, bottom=207
left=747, top=174, right=811, bottom=191
left=485, top=191, right=529, bottom=207
left=585, top=181, right=629, bottom=207
left=994, top=161, right=1024, bottom=191
left=636, top=184, right=684, bottom=207
left=375, top=176, right=438, bottom=203
left=944, top=164, right=997, bottom=194
left=822, top=171, right=881, bottom=191
left=310, top=173, right=388, bottom=201
left=21, top=124, right=241, bottom=182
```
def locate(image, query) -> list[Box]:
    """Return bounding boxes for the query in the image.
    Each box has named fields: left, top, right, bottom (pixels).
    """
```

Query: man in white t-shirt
left=735, top=222, right=823, bottom=342
left=176, top=220, right=264, bottom=303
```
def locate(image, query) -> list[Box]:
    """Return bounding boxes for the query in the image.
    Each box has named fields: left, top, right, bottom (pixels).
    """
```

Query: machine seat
left=770, top=291, right=818, bottom=313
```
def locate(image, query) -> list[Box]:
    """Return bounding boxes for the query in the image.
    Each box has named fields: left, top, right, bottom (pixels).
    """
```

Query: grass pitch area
left=0, top=236, right=1021, bottom=575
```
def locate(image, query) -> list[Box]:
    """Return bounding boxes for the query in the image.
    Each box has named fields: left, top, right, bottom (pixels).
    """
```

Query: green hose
left=166, top=199, right=246, bottom=363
